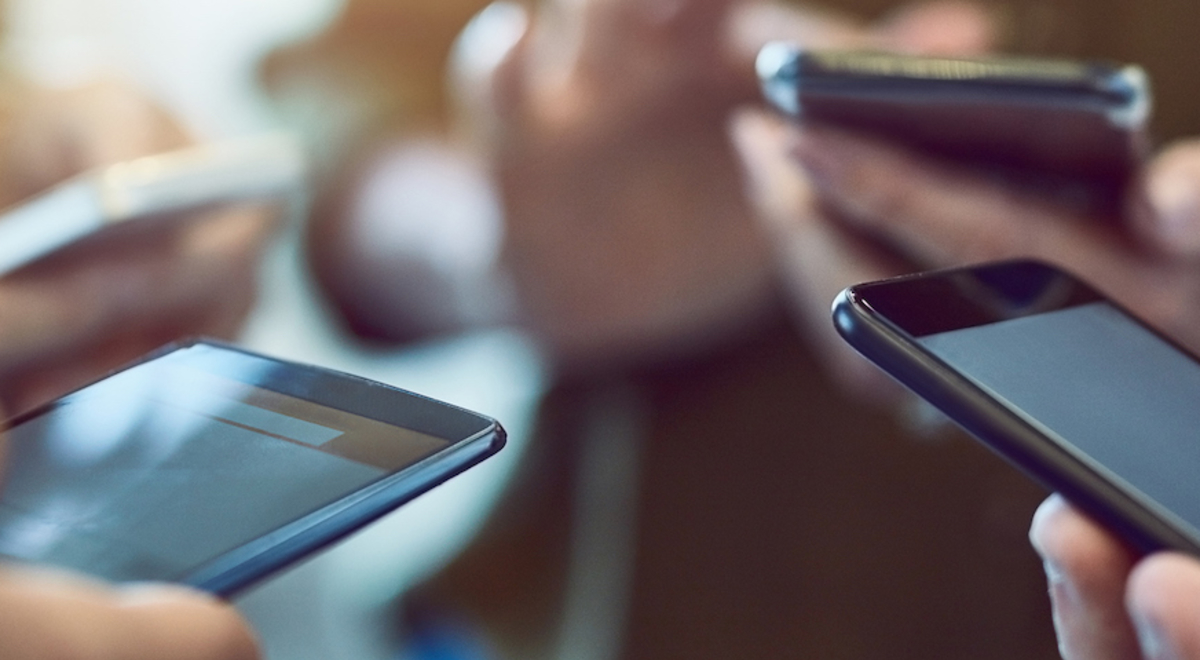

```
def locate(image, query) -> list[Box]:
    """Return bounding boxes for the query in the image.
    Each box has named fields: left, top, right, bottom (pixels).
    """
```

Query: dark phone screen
left=0, top=345, right=451, bottom=582
left=916, top=300, right=1200, bottom=538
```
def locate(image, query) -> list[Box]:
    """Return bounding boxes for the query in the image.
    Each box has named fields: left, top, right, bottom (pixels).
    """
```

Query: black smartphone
left=833, top=260, right=1200, bottom=555
left=0, top=340, right=505, bottom=597
left=757, top=45, right=1152, bottom=208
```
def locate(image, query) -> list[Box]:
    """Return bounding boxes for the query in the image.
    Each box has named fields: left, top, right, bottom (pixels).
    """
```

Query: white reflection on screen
left=0, top=356, right=276, bottom=560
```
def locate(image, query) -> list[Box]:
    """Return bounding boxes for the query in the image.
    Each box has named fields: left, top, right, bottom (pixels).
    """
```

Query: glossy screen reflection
left=0, top=348, right=446, bottom=582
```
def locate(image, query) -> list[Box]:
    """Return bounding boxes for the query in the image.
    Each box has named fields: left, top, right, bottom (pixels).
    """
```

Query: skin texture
left=730, top=49, right=1200, bottom=660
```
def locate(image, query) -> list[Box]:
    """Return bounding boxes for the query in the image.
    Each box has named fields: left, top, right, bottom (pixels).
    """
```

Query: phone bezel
left=2, top=339, right=506, bottom=597
left=833, top=260, right=1200, bottom=556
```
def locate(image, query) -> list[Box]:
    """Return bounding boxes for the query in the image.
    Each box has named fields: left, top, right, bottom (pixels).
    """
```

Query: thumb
left=0, top=569, right=259, bottom=660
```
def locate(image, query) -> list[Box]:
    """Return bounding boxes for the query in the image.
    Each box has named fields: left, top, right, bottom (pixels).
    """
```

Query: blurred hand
left=0, top=78, right=280, bottom=413
left=734, top=112, right=1200, bottom=400
left=449, top=0, right=998, bottom=369
left=1030, top=495, right=1200, bottom=660
left=0, top=78, right=190, bottom=208
left=0, top=566, right=259, bottom=660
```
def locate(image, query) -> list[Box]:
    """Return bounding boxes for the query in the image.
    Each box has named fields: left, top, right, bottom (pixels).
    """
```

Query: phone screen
left=916, top=301, right=1200, bottom=537
left=0, top=344, right=461, bottom=584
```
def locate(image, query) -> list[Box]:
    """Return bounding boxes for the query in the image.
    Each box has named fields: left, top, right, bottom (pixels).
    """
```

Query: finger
left=789, top=125, right=1149, bottom=277
left=449, top=1, right=532, bottom=147
left=1137, top=138, right=1200, bottom=257
left=874, top=0, right=1000, bottom=55
left=731, top=108, right=903, bottom=400
left=1127, top=553, right=1200, bottom=660
left=566, top=0, right=740, bottom=67
left=0, top=80, right=192, bottom=207
left=0, top=204, right=275, bottom=379
left=1029, top=494, right=1141, bottom=660
left=0, top=568, right=258, bottom=660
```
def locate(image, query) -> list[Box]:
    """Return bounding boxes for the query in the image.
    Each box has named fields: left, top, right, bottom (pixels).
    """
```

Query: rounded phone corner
left=757, top=41, right=803, bottom=116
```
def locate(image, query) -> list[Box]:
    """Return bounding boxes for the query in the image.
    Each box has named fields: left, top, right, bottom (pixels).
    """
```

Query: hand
left=0, top=203, right=278, bottom=413
left=447, top=0, right=999, bottom=368
left=0, top=78, right=191, bottom=208
left=0, top=565, right=259, bottom=660
left=1030, top=495, right=1200, bottom=659
left=734, top=112, right=1200, bottom=400
left=0, top=79, right=280, bottom=413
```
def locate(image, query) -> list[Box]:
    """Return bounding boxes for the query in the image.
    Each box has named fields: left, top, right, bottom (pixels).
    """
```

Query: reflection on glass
left=0, top=350, right=383, bottom=582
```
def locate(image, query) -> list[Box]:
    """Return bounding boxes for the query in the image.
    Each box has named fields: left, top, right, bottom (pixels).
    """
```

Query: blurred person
left=271, top=0, right=1200, bottom=654
left=728, top=23, right=1200, bottom=660
left=282, top=0, right=1087, bottom=658
left=0, top=66, right=280, bottom=659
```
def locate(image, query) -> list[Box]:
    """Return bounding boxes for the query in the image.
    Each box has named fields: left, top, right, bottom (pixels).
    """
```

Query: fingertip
left=1029, top=495, right=1133, bottom=580
left=1127, top=553, right=1200, bottom=660
left=117, top=584, right=261, bottom=660
left=1029, top=493, right=1073, bottom=554
left=1141, top=140, right=1200, bottom=256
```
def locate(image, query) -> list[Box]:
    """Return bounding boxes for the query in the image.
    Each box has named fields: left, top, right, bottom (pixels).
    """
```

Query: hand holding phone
left=834, top=259, right=1200, bottom=555
left=733, top=71, right=1200, bottom=405
left=1029, top=494, right=1200, bottom=660
left=757, top=45, right=1151, bottom=209
left=0, top=136, right=302, bottom=412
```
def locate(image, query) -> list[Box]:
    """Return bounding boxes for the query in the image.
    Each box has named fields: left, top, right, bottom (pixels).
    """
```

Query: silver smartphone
left=0, top=134, right=304, bottom=275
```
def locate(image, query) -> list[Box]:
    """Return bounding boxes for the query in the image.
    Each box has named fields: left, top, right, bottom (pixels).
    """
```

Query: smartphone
left=757, top=45, right=1151, bottom=207
left=0, top=340, right=505, bottom=597
left=0, top=133, right=304, bottom=276
left=833, top=259, right=1200, bottom=555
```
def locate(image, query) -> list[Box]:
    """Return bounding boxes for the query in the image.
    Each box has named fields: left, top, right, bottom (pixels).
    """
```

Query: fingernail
left=1132, top=611, right=1182, bottom=660
left=1147, top=169, right=1200, bottom=252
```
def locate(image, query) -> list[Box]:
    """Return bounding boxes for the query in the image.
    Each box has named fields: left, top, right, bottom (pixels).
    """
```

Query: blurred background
left=5, top=1, right=1200, bottom=660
